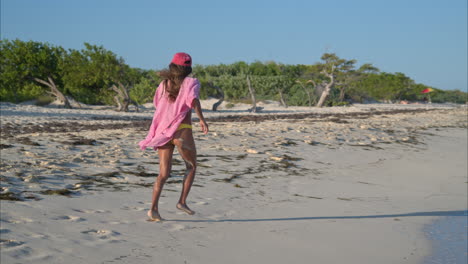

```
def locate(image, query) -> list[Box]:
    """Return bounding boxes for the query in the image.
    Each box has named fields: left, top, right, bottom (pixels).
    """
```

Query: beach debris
left=207, top=82, right=224, bottom=111
left=40, top=189, right=74, bottom=196
left=305, top=140, right=326, bottom=146
left=0, top=192, right=24, bottom=201
left=274, top=138, right=297, bottom=146
left=268, top=154, right=302, bottom=169
left=294, top=194, right=323, bottom=199
left=64, top=138, right=99, bottom=145
left=16, top=137, right=41, bottom=146
left=23, top=175, right=40, bottom=183
left=23, top=151, right=38, bottom=158
left=246, top=149, right=259, bottom=154
left=91, top=171, right=120, bottom=178
left=269, top=156, right=284, bottom=162
left=72, top=157, right=84, bottom=163
left=34, top=76, right=72, bottom=109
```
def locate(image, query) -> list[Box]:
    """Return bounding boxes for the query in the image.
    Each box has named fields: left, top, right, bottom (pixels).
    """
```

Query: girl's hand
left=200, top=120, right=209, bottom=134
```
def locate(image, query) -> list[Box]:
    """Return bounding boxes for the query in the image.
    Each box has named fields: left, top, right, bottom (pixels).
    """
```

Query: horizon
left=1, top=0, right=467, bottom=91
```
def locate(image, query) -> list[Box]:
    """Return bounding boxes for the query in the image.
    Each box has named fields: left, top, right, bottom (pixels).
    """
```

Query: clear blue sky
left=1, top=0, right=467, bottom=90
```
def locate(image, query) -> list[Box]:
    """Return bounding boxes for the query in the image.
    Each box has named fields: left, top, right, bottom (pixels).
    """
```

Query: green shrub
left=225, top=102, right=235, bottom=109
left=130, top=77, right=156, bottom=105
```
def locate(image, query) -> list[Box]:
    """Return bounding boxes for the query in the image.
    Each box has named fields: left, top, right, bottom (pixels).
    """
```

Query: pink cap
left=171, top=52, right=192, bottom=67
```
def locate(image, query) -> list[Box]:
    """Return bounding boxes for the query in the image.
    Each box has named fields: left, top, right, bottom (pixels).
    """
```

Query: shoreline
left=423, top=213, right=468, bottom=264
left=1, top=102, right=467, bottom=263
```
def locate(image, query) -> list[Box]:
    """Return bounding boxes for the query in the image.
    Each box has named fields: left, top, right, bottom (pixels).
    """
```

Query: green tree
left=0, top=39, right=67, bottom=104
left=315, top=53, right=356, bottom=107
left=130, top=73, right=160, bottom=105
left=61, top=43, right=130, bottom=104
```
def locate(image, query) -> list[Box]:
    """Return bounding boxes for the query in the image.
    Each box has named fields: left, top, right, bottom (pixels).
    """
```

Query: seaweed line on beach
left=0, top=108, right=441, bottom=138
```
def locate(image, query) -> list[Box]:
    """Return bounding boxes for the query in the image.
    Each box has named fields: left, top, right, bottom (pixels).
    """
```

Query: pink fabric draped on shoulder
left=138, top=77, right=200, bottom=150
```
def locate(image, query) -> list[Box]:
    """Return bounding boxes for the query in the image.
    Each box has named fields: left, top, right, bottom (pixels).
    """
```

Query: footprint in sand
left=195, top=201, right=209, bottom=205
left=224, top=210, right=238, bottom=217
left=0, top=239, right=25, bottom=248
left=121, top=206, right=146, bottom=211
left=29, top=233, right=49, bottom=239
left=106, top=220, right=130, bottom=225
left=52, top=215, right=85, bottom=222
left=73, top=209, right=110, bottom=214
left=206, top=214, right=223, bottom=219
left=11, top=218, right=34, bottom=224
left=0, top=239, right=33, bottom=258
left=168, top=224, right=187, bottom=231
left=81, top=229, right=121, bottom=239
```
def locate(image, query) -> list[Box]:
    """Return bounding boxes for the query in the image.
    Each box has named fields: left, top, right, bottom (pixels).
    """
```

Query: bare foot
left=176, top=203, right=195, bottom=215
left=147, top=210, right=163, bottom=222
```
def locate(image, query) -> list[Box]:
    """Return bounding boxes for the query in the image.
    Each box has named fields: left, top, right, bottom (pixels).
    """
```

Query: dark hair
left=159, top=63, right=192, bottom=101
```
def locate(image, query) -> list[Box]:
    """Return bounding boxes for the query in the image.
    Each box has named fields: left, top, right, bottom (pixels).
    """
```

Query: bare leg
left=172, top=129, right=197, bottom=215
left=148, top=144, right=174, bottom=221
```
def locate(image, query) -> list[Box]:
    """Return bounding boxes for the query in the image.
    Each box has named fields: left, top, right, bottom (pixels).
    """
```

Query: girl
left=139, top=52, right=209, bottom=221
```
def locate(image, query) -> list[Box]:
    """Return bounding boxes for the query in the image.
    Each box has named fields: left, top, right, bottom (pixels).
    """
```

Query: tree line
left=1, top=39, right=466, bottom=110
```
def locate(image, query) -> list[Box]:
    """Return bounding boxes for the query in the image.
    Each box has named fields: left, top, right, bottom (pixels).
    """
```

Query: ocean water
left=423, top=212, right=468, bottom=264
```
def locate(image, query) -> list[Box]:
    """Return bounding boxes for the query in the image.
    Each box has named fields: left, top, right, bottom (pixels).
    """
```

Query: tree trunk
left=316, top=74, right=334, bottom=108
left=305, top=90, right=313, bottom=106
left=113, top=94, right=123, bottom=110
left=14, top=90, right=18, bottom=104
left=118, top=82, right=130, bottom=112
left=208, top=82, right=224, bottom=111
left=339, top=86, right=346, bottom=102
left=303, top=80, right=317, bottom=107
left=110, top=82, right=139, bottom=112
left=34, top=77, right=72, bottom=109
left=246, top=75, right=257, bottom=113
left=316, top=89, right=329, bottom=107
left=278, top=89, right=288, bottom=108
left=110, top=84, right=125, bottom=111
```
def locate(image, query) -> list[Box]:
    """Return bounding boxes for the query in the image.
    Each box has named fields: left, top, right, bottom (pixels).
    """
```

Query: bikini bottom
left=169, top=123, right=192, bottom=145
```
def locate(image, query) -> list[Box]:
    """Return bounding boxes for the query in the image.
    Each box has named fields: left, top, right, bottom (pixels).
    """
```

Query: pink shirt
left=139, top=77, right=200, bottom=150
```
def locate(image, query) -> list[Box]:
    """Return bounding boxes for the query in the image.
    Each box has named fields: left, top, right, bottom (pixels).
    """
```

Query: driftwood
left=246, top=75, right=258, bottom=113
left=109, top=82, right=139, bottom=112
left=278, top=89, right=288, bottom=108
left=110, top=83, right=128, bottom=111
left=34, top=77, right=72, bottom=109
left=316, top=67, right=336, bottom=107
left=207, top=82, right=224, bottom=111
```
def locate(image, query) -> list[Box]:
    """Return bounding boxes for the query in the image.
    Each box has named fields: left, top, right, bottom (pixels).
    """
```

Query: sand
left=0, top=101, right=467, bottom=264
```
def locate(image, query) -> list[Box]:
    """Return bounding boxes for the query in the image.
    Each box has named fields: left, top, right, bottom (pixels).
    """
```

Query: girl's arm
left=192, top=98, right=209, bottom=134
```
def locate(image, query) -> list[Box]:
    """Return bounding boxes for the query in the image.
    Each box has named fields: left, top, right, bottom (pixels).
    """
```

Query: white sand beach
left=1, top=101, right=467, bottom=264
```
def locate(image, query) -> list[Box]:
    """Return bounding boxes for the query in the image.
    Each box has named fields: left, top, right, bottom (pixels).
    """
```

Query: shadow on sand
left=171, top=210, right=468, bottom=223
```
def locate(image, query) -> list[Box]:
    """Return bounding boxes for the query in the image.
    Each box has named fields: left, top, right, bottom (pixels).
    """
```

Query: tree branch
left=33, top=78, right=54, bottom=89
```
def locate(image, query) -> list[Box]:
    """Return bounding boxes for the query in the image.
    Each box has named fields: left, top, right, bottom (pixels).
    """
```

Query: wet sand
left=0, top=101, right=467, bottom=263
left=424, top=213, right=468, bottom=264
